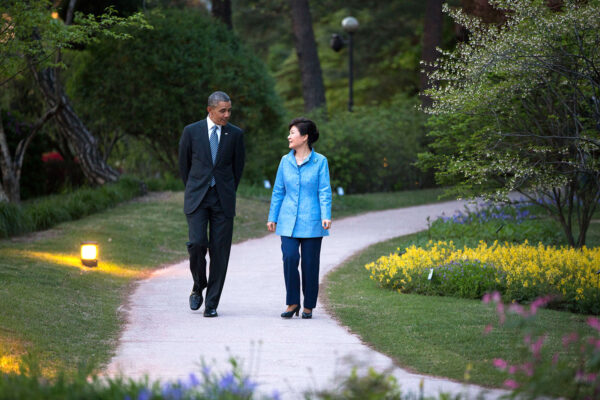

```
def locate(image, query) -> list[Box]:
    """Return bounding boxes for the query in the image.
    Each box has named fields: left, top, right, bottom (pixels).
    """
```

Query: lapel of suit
left=198, top=120, right=213, bottom=165
left=216, top=124, right=231, bottom=166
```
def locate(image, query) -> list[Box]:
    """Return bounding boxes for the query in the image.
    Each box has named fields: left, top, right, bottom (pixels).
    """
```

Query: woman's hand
left=322, top=219, right=332, bottom=230
left=267, top=221, right=277, bottom=232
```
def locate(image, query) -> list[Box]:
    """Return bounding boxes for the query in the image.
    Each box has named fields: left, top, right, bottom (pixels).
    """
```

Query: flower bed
left=365, top=240, right=600, bottom=314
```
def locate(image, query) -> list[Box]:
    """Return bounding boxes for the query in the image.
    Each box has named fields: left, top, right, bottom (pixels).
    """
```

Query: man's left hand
left=322, top=219, right=332, bottom=230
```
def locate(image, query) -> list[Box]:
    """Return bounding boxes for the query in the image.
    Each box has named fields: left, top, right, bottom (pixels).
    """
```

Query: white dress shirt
left=206, top=116, right=221, bottom=144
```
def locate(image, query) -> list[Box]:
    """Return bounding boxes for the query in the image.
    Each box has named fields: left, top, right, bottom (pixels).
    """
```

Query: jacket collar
left=286, top=149, right=314, bottom=167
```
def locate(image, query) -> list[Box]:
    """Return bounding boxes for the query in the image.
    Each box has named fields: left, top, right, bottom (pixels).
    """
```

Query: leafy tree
left=67, top=8, right=286, bottom=183
left=0, top=0, right=148, bottom=202
left=420, top=0, right=600, bottom=247
left=315, top=94, right=433, bottom=194
left=234, top=1, right=459, bottom=114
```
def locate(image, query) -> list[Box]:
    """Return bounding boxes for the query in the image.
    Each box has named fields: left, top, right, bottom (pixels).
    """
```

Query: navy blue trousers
left=281, top=236, right=322, bottom=309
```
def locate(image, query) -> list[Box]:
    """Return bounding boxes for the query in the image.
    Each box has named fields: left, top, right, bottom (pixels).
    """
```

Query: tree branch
left=14, top=104, right=60, bottom=181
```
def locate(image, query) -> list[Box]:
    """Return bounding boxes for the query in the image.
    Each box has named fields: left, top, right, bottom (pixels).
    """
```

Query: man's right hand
left=266, top=222, right=276, bottom=232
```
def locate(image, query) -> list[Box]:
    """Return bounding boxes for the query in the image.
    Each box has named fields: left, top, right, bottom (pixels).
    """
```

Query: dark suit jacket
left=178, top=119, right=245, bottom=217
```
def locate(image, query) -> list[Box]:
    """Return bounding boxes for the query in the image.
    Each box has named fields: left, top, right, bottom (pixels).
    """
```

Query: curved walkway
left=106, top=200, right=507, bottom=399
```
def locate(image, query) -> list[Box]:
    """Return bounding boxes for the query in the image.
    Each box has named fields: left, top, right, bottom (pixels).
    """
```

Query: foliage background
left=66, top=8, right=287, bottom=184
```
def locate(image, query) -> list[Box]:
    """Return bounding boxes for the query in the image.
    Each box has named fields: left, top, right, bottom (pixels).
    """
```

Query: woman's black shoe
left=281, top=305, right=300, bottom=318
left=301, top=311, right=312, bottom=319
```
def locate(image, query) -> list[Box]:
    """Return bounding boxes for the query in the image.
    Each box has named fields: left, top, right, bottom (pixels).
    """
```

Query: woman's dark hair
left=289, top=117, right=319, bottom=149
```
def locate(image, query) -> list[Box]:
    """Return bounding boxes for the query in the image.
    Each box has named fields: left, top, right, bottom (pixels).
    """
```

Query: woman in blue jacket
left=267, top=117, right=332, bottom=319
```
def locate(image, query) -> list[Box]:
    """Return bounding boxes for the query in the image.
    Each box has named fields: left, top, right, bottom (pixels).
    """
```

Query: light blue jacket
left=268, top=150, right=332, bottom=238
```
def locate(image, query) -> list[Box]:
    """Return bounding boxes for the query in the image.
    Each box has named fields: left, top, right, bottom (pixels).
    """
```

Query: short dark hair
left=208, top=91, right=231, bottom=107
left=289, top=117, right=319, bottom=149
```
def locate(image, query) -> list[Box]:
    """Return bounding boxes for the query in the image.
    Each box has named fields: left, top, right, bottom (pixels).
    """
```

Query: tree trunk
left=420, top=0, right=443, bottom=108
left=30, top=66, right=119, bottom=185
left=0, top=113, right=19, bottom=203
left=212, top=0, right=232, bottom=29
left=289, top=0, right=326, bottom=113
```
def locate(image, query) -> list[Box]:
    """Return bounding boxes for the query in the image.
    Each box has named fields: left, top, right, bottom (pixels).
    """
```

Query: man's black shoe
left=203, top=308, right=218, bottom=318
left=189, top=292, right=203, bottom=310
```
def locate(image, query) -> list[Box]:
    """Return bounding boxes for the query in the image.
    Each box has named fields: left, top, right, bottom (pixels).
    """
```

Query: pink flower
left=483, top=324, right=493, bottom=334
left=508, top=365, right=518, bottom=374
left=552, top=353, right=559, bottom=365
left=562, top=332, right=579, bottom=348
left=483, top=291, right=501, bottom=304
left=520, top=362, right=534, bottom=377
left=493, top=358, right=508, bottom=370
left=496, top=302, right=505, bottom=324
left=509, top=303, right=525, bottom=316
left=529, top=295, right=552, bottom=315
left=587, top=317, right=600, bottom=331
left=503, top=379, right=520, bottom=389
left=530, top=335, right=547, bottom=357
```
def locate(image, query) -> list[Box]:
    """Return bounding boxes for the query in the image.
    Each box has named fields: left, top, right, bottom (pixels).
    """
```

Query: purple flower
left=504, top=379, right=519, bottom=389
left=137, top=388, right=152, bottom=400
left=493, top=358, right=508, bottom=370
left=161, top=383, right=183, bottom=400
left=242, top=377, right=258, bottom=392
left=218, top=372, right=235, bottom=391
left=187, top=372, right=200, bottom=387
left=587, top=317, right=600, bottom=331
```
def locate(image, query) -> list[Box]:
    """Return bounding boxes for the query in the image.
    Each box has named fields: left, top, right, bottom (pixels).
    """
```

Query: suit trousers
left=281, top=236, right=322, bottom=309
left=186, top=187, right=234, bottom=309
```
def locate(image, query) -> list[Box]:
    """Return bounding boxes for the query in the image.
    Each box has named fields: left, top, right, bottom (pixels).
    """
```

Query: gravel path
left=106, top=200, right=507, bottom=399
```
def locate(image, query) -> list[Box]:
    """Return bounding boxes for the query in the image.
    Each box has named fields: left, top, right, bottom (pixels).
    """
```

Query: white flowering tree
left=419, top=0, right=600, bottom=247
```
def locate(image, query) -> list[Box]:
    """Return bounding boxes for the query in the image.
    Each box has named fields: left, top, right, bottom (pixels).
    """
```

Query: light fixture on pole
left=80, top=241, right=98, bottom=267
left=342, top=16, right=358, bottom=112
left=330, top=16, right=359, bottom=112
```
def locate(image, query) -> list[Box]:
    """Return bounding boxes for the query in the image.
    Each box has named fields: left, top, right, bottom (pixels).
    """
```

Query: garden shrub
left=0, top=202, right=32, bottom=238
left=0, top=176, right=143, bottom=239
left=429, top=201, right=564, bottom=245
left=67, top=8, right=286, bottom=185
left=314, top=94, right=435, bottom=194
left=366, top=240, right=600, bottom=314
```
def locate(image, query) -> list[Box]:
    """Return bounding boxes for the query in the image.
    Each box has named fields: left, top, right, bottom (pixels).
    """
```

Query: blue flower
left=218, top=372, right=235, bottom=391
left=136, top=388, right=152, bottom=400
left=188, top=372, right=200, bottom=387
left=161, top=383, right=183, bottom=400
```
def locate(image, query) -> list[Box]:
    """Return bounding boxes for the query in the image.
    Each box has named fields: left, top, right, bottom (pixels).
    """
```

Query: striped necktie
left=210, top=125, right=218, bottom=186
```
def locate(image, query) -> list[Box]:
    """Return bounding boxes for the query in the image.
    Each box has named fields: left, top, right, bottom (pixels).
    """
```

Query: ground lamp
left=80, top=241, right=98, bottom=267
left=330, top=16, right=359, bottom=112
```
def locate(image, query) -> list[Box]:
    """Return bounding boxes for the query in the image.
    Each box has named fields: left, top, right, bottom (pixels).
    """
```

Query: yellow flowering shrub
left=365, top=240, right=600, bottom=314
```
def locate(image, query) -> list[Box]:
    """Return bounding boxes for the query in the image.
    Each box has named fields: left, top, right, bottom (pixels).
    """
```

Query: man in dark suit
left=178, top=91, right=245, bottom=317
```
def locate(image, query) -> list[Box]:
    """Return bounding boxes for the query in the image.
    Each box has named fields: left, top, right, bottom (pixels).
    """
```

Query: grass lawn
left=0, top=191, right=270, bottom=375
left=324, top=223, right=600, bottom=394
left=332, top=187, right=445, bottom=219
left=0, top=187, right=442, bottom=375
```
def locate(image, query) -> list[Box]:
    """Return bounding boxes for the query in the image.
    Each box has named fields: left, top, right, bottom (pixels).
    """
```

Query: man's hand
left=322, top=219, right=332, bottom=230
left=267, top=221, right=277, bottom=232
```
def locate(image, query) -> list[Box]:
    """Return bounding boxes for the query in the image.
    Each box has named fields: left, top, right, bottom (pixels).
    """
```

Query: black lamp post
left=330, top=16, right=359, bottom=112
